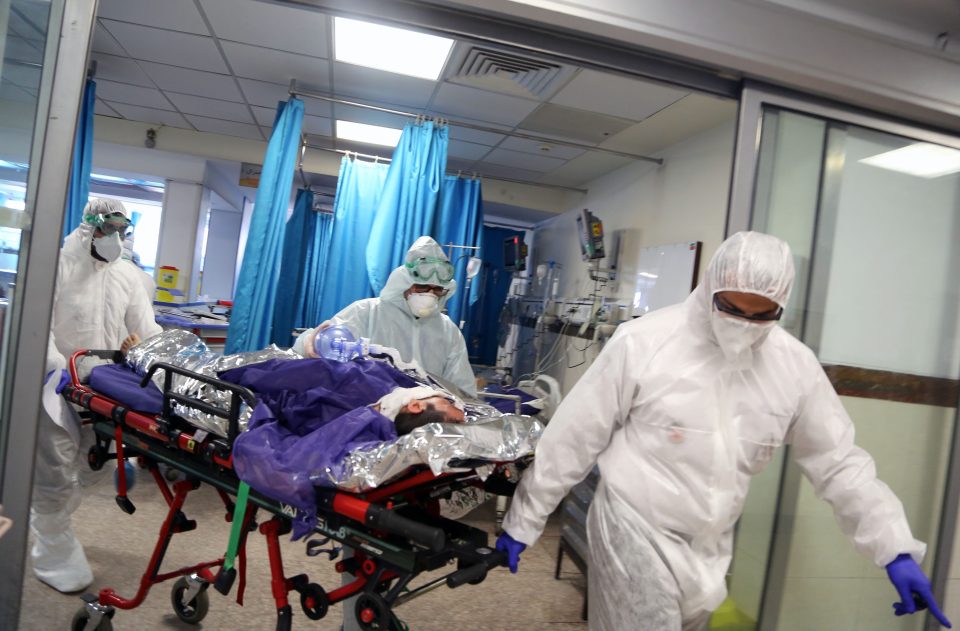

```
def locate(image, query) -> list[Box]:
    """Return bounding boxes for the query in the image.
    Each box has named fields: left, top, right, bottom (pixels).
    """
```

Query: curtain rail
left=289, top=80, right=663, bottom=166
left=302, top=142, right=589, bottom=194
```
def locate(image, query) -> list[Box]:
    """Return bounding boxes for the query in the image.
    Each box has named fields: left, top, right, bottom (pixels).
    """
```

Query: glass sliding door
left=726, top=86, right=960, bottom=631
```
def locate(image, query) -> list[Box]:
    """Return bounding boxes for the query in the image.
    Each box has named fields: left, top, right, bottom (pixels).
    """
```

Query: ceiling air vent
left=450, top=47, right=571, bottom=100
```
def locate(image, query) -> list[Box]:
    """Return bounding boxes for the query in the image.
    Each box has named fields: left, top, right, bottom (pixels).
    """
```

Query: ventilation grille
left=452, top=47, right=568, bottom=99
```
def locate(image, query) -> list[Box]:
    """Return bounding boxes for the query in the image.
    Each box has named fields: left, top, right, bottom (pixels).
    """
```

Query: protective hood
left=62, top=198, right=131, bottom=266
left=379, top=236, right=457, bottom=318
left=689, top=231, right=795, bottom=367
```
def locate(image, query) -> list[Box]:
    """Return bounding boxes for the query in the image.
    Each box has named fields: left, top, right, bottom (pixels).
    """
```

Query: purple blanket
left=224, top=358, right=419, bottom=537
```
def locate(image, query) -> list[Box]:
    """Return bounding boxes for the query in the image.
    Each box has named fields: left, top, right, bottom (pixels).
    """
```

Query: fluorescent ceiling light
left=334, top=17, right=454, bottom=81
left=859, top=142, right=960, bottom=178
left=336, top=120, right=402, bottom=147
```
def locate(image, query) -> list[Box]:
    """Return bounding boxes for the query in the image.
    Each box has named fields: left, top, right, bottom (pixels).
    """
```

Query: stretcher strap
left=223, top=482, right=251, bottom=572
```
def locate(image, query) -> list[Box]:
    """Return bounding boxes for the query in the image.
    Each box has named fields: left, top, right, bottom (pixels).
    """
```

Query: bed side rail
left=141, top=361, right=257, bottom=443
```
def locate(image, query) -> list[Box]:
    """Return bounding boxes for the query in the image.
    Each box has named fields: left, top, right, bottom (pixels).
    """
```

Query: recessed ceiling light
left=334, top=17, right=454, bottom=81
left=336, top=120, right=403, bottom=147
left=859, top=142, right=960, bottom=178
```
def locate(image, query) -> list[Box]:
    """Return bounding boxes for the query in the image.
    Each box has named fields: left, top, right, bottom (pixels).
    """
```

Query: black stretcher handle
left=446, top=548, right=507, bottom=588
left=364, top=504, right=445, bottom=552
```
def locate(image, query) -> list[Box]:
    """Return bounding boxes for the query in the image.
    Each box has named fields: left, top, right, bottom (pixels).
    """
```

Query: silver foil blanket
left=324, top=415, right=543, bottom=492
left=126, top=330, right=301, bottom=437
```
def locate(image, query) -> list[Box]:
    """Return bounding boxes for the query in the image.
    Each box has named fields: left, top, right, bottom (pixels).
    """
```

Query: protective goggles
left=713, top=293, right=783, bottom=322
left=410, top=284, right=448, bottom=296
left=405, top=257, right=454, bottom=284
left=86, top=212, right=132, bottom=236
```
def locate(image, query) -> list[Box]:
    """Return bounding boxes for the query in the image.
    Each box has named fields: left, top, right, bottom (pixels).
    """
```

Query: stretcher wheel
left=355, top=593, right=391, bottom=630
left=70, top=608, right=113, bottom=631
left=299, top=582, right=329, bottom=620
left=86, top=446, right=106, bottom=472
left=170, top=576, right=210, bottom=624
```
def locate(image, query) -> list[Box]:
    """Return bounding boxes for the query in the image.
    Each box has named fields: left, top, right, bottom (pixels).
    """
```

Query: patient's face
left=403, top=396, right=465, bottom=423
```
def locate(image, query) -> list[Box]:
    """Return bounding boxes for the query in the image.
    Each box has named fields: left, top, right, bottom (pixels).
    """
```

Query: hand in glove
left=886, top=553, right=952, bottom=628
left=496, top=531, right=526, bottom=574
left=45, top=368, right=70, bottom=394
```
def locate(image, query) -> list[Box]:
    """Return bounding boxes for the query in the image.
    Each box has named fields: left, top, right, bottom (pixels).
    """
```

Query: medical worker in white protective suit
left=33, top=198, right=162, bottom=592
left=496, top=231, right=950, bottom=630
left=295, top=236, right=477, bottom=397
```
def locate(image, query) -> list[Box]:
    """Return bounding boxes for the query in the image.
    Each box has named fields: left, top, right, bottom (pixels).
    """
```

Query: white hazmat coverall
left=32, top=199, right=162, bottom=593
left=502, top=231, right=924, bottom=630
left=295, top=236, right=476, bottom=396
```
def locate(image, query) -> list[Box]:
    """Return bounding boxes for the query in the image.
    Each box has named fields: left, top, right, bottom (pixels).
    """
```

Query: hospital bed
left=62, top=348, right=532, bottom=631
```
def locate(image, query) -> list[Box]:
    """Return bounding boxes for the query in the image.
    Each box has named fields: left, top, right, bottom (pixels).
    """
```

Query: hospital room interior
left=0, top=0, right=959, bottom=630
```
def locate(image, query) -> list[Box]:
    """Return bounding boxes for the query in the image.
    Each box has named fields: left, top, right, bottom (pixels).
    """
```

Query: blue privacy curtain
left=435, top=175, right=483, bottom=328
left=317, top=157, right=389, bottom=320
left=270, top=189, right=334, bottom=346
left=226, top=98, right=304, bottom=353
left=365, top=121, right=448, bottom=293
left=466, top=226, right=524, bottom=365
left=64, top=78, right=96, bottom=239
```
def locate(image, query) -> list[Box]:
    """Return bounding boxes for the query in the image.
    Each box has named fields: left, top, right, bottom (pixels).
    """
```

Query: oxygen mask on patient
left=314, top=325, right=385, bottom=362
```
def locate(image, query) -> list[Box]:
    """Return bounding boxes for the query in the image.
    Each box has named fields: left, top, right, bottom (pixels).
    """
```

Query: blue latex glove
left=44, top=368, right=70, bottom=394
left=886, top=553, right=952, bottom=628
left=496, top=531, right=526, bottom=574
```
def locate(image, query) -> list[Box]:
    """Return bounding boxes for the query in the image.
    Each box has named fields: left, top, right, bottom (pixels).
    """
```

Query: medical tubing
left=446, top=549, right=508, bottom=587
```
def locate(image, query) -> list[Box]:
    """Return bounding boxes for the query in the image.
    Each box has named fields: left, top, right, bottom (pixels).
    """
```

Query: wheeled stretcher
left=62, top=349, right=518, bottom=631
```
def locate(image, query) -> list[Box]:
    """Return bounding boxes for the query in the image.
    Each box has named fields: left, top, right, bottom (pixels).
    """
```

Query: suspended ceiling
left=72, top=0, right=736, bottom=190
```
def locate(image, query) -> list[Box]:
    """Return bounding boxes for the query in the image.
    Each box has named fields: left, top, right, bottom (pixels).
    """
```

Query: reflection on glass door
left=730, top=106, right=960, bottom=631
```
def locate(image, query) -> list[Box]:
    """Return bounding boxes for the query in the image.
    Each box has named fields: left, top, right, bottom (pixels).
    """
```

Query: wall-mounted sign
left=239, top=162, right=261, bottom=187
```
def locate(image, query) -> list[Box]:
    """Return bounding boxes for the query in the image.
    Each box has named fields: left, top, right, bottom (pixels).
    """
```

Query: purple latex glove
left=44, top=368, right=70, bottom=394
left=496, top=531, right=526, bottom=574
left=886, top=553, right=952, bottom=628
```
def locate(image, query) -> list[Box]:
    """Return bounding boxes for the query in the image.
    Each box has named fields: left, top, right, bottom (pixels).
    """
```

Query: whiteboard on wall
left=632, top=241, right=701, bottom=316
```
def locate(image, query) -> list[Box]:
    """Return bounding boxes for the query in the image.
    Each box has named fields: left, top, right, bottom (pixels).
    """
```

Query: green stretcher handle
left=214, top=481, right=250, bottom=595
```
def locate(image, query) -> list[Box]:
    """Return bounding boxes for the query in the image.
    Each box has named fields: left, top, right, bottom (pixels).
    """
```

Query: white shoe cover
left=30, top=509, right=93, bottom=593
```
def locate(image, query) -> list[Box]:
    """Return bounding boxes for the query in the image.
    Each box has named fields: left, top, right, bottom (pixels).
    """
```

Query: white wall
left=156, top=181, right=208, bottom=302
left=530, top=120, right=735, bottom=392
left=201, top=209, right=242, bottom=301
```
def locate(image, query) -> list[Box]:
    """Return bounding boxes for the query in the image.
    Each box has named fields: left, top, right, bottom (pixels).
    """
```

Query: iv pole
left=445, top=243, right=481, bottom=330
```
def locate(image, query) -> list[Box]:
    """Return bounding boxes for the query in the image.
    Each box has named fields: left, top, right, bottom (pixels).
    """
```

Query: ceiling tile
left=446, top=124, right=505, bottom=146
left=332, top=103, right=408, bottom=130
left=550, top=69, right=687, bottom=122
left=92, top=23, right=127, bottom=56
left=9, top=10, right=46, bottom=41
left=0, top=81, right=35, bottom=104
left=302, top=115, right=333, bottom=137
left=600, top=93, right=737, bottom=156
left=200, top=0, right=329, bottom=57
left=96, top=79, right=172, bottom=109
left=5, top=35, right=43, bottom=65
left=94, top=99, right=120, bottom=117
left=537, top=152, right=634, bottom=188
left=140, top=62, right=242, bottom=101
left=2, top=61, right=41, bottom=89
left=430, top=83, right=539, bottom=127
left=446, top=157, right=479, bottom=173
left=497, top=136, right=585, bottom=161
left=482, top=147, right=566, bottom=172
left=520, top=103, right=633, bottom=144
left=96, top=0, right=208, bottom=35
left=186, top=115, right=264, bottom=140
left=106, top=102, right=191, bottom=129
left=91, top=53, right=154, bottom=87
left=222, top=41, right=330, bottom=90
left=448, top=140, right=491, bottom=162
left=333, top=62, right=434, bottom=110
left=165, top=93, right=253, bottom=123
left=251, top=106, right=276, bottom=127
left=475, top=162, right=547, bottom=183
left=237, top=79, right=290, bottom=109
left=100, top=20, right=228, bottom=73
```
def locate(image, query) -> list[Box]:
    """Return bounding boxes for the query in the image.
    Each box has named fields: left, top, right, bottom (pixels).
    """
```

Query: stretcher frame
left=62, top=350, right=510, bottom=631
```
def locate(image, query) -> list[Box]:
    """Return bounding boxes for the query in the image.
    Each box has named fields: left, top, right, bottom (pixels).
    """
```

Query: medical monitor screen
left=504, top=236, right=527, bottom=272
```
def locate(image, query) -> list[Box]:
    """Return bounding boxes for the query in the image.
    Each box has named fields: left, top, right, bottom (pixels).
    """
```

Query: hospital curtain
left=316, top=157, right=389, bottom=320
left=64, top=79, right=96, bottom=240
left=365, top=120, right=449, bottom=294
left=434, top=175, right=484, bottom=328
left=225, top=98, right=304, bottom=353
left=270, top=189, right=334, bottom=346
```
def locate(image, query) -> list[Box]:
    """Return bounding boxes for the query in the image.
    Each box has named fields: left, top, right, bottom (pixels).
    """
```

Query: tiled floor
left=18, top=474, right=589, bottom=630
